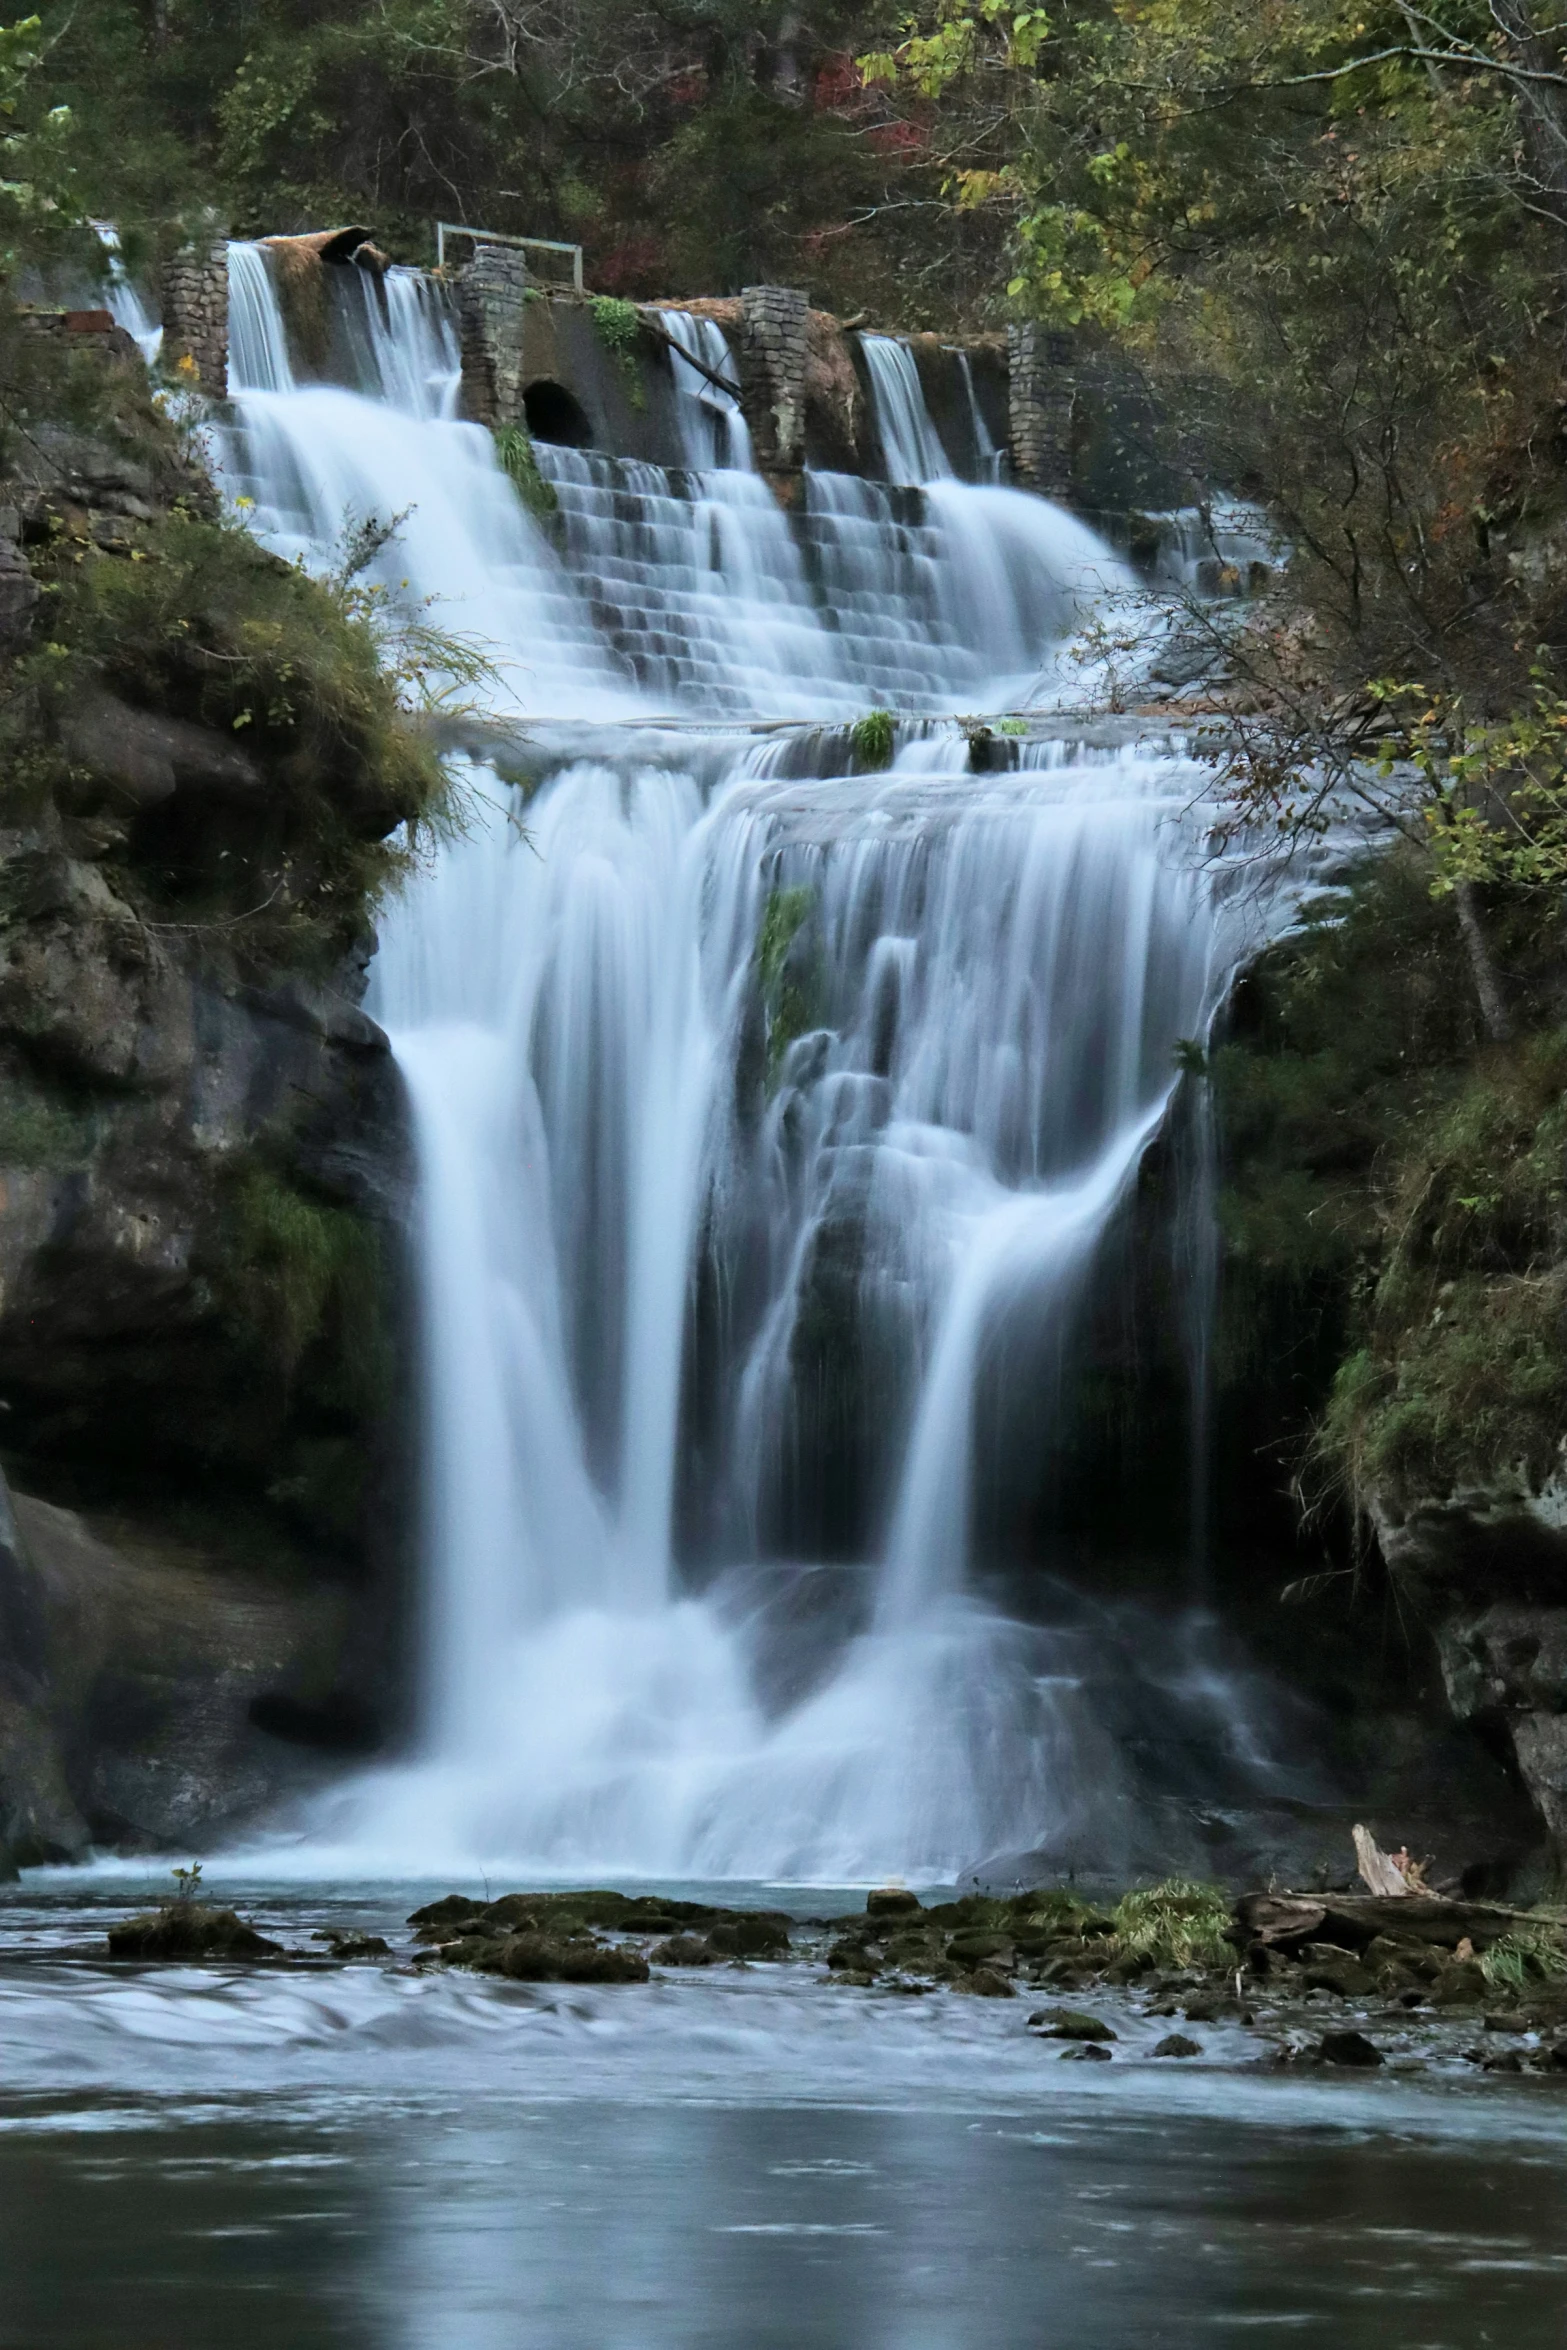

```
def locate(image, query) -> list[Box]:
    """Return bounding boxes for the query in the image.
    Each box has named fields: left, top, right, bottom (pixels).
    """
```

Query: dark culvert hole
left=523, top=379, right=594, bottom=447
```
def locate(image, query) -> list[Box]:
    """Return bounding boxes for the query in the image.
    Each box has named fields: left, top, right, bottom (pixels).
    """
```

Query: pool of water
left=4, top=1877, right=1565, bottom=2348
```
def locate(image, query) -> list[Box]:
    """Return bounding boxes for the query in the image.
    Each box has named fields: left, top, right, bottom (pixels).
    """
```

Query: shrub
left=14, top=507, right=450, bottom=968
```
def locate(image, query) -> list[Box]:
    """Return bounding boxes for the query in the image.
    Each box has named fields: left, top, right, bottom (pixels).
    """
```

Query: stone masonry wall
left=740, top=285, right=809, bottom=471
left=455, top=244, right=530, bottom=429
left=161, top=241, right=229, bottom=398
left=1007, top=322, right=1075, bottom=496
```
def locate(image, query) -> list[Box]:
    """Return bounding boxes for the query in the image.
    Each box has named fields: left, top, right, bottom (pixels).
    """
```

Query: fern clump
left=494, top=423, right=558, bottom=519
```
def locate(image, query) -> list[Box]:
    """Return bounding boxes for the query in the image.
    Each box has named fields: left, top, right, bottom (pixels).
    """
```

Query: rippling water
left=4, top=1878, right=1566, bottom=2348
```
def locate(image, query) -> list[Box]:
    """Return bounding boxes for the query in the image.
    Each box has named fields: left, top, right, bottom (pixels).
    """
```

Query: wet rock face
left=0, top=348, right=419, bottom=1870
left=1439, top=1605, right=1567, bottom=1857
left=0, top=1474, right=361, bottom=1870
left=409, top=1890, right=794, bottom=1984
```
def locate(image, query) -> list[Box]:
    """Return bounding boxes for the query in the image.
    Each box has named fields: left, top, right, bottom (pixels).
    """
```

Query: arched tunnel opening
left=523, top=379, right=594, bottom=447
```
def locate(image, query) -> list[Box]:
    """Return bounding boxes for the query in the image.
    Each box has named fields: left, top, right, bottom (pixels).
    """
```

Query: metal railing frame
left=434, top=223, right=585, bottom=294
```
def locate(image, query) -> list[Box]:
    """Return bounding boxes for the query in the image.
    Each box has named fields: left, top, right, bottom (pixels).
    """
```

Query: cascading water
left=956, top=349, right=1004, bottom=484
left=215, top=243, right=1294, bottom=1882
left=94, top=225, right=163, bottom=367
left=661, top=308, right=752, bottom=471
left=860, top=333, right=954, bottom=486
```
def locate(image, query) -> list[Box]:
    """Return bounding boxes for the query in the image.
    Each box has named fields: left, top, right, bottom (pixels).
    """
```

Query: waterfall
left=660, top=309, right=752, bottom=471
left=94, top=224, right=163, bottom=367
left=956, top=350, right=1004, bottom=483
left=861, top=334, right=954, bottom=486
left=213, top=244, right=1291, bottom=1883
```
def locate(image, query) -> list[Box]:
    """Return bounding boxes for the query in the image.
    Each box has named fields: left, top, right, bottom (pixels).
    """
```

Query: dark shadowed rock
left=651, top=1934, right=725, bottom=1966
left=1316, top=2030, right=1384, bottom=2068
left=491, top=1934, right=650, bottom=1985
left=408, top=1894, right=488, bottom=1928
left=316, top=1930, right=392, bottom=1959
left=1028, top=2008, right=1116, bottom=2041
left=866, top=1887, right=922, bottom=1917
left=1301, top=1947, right=1377, bottom=1999
left=0, top=1476, right=362, bottom=1863
left=1152, top=2033, right=1202, bottom=2058
left=706, top=1914, right=791, bottom=1958
left=954, top=1966, right=1015, bottom=1998
left=60, top=689, right=263, bottom=812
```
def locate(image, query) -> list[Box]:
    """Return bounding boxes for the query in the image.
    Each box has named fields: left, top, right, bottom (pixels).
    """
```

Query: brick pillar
left=740, top=285, right=808, bottom=470
left=161, top=239, right=229, bottom=397
left=456, top=243, right=530, bottom=428
left=1007, top=322, right=1075, bottom=496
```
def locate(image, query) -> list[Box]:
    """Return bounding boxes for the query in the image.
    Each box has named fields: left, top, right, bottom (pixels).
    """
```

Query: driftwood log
left=1229, top=1894, right=1543, bottom=1956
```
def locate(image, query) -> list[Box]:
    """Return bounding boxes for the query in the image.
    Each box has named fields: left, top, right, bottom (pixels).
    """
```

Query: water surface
left=4, top=1879, right=1564, bottom=2348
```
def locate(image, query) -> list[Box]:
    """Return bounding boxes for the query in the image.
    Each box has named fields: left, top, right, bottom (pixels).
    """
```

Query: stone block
left=741, top=285, right=809, bottom=469
left=1008, top=321, right=1076, bottom=496
left=161, top=239, right=228, bottom=396
left=456, top=244, right=530, bottom=428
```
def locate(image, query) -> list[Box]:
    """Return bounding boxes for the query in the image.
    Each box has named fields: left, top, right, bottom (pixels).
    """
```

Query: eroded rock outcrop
left=0, top=305, right=429, bottom=1868
left=1438, top=1598, right=1567, bottom=1854
left=0, top=1471, right=360, bottom=1870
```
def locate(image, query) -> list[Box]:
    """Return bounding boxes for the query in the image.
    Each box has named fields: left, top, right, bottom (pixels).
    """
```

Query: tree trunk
left=1490, top=0, right=1567, bottom=225
left=1454, top=876, right=1513, bottom=1042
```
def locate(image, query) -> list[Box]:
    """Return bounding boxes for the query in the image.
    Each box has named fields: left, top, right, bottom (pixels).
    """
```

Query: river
left=4, top=1875, right=1566, bottom=2348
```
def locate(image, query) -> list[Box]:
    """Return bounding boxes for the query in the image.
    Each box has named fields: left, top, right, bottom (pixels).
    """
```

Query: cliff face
left=1209, top=850, right=1567, bottom=1884
left=0, top=315, right=432, bottom=1871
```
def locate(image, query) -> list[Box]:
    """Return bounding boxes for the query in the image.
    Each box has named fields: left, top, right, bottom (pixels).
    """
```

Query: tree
left=0, top=12, right=83, bottom=278
left=864, top=5, right=1567, bottom=1035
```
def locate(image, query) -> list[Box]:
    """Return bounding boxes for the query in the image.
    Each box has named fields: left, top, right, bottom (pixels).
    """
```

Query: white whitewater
left=216, top=243, right=1269, bottom=1882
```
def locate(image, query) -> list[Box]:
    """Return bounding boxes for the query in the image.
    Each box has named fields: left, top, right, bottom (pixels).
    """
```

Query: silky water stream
left=4, top=248, right=1562, bottom=2350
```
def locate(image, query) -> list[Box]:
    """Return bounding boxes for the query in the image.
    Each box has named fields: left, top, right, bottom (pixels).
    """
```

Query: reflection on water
left=3, top=1882, right=1566, bottom=2348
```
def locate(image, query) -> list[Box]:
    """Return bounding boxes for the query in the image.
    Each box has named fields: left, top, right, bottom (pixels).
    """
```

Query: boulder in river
left=1028, top=2008, right=1116, bottom=2042
left=954, top=1966, right=1014, bottom=1998
left=1316, top=2030, right=1384, bottom=2068
left=1152, top=2034, right=1202, bottom=2058
left=651, top=1935, right=725, bottom=1967
left=107, top=1903, right=282, bottom=1960
left=866, top=1887, right=922, bottom=1918
left=458, top=1931, right=650, bottom=1985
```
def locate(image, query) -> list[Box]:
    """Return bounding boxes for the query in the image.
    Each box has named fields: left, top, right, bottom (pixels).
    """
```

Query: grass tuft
left=849, top=708, right=895, bottom=769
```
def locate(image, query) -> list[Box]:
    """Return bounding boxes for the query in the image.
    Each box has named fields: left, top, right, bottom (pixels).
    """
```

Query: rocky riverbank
left=76, top=1876, right=1567, bottom=2078
left=0, top=309, right=443, bottom=1872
